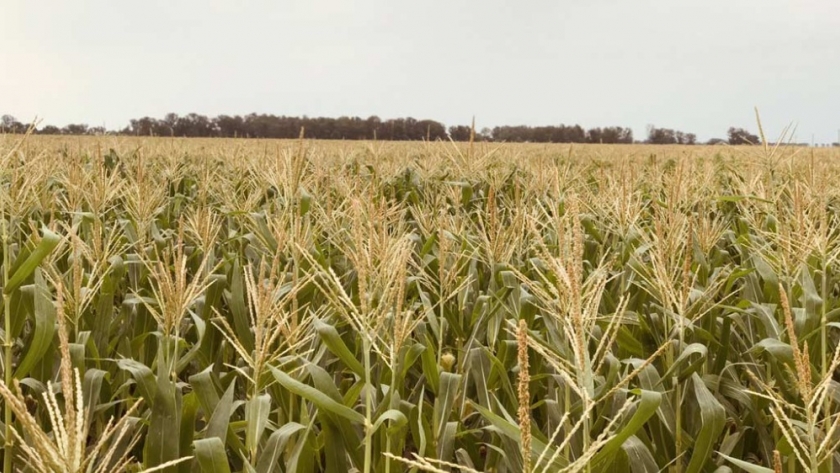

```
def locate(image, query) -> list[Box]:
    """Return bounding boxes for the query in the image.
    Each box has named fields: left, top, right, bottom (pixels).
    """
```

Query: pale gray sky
left=2, top=0, right=839, bottom=142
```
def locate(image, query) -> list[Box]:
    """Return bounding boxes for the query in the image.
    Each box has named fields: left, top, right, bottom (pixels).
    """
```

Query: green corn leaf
left=372, top=409, right=408, bottom=434
left=143, top=373, right=181, bottom=469
left=189, top=367, right=247, bottom=455
left=717, top=453, right=774, bottom=473
left=190, top=367, right=221, bottom=415
left=82, top=368, right=107, bottom=429
left=432, top=372, right=461, bottom=450
left=5, top=227, right=61, bottom=295
left=200, top=273, right=227, bottom=321
left=175, top=311, right=208, bottom=374
left=92, top=255, right=124, bottom=352
left=206, top=379, right=236, bottom=441
left=117, top=359, right=157, bottom=406
left=685, top=373, right=726, bottom=473
left=15, top=269, right=56, bottom=378
left=398, top=343, right=426, bottom=386
left=194, top=438, right=232, bottom=473
left=322, top=420, right=349, bottom=473
left=269, top=366, right=365, bottom=424
left=299, top=188, right=313, bottom=217
left=592, top=389, right=662, bottom=471
left=245, top=394, right=271, bottom=455
left=751, top=338, right=794, bottom=365
left=305, top=362, right=364, bottom=469
left=256, top=422, right=306, bottom=473
left=180, top=393, right=200, bottom=473
left=471, top=401, right=567, bottom=470
left=621, top=436, right=659, bottom=473
left=288, top=423, right=318, bottom=473
left=660, top=343, right=708, bottom=382
left=102, top=416, right=142, bottom=472
left=314, top=319, right=364, bottom=376
left=420, top=333, right=440, bottom=394
left=227, top=260, right=255, bottom=353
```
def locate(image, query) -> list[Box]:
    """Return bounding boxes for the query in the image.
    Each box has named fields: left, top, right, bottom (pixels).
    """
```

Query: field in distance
left=0, top=134, right=837, bottom=472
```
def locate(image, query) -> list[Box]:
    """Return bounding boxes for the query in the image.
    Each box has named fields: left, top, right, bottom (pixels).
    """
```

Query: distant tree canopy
left=448, top=125, right=474, bottom=142
left=1, top=115, right=28, bottom=134
left=645, top=126, right=697, bottom=145
left=586, top=127, right=634, bottom=144
left=124, top=114, right=450, bottom=141
left=727, top=127, right=761, bottom=145
left=2, top=115, right=107, bottom=136
left=487, top=125, right=633, bottom=144
left=2, top=112, right=757, bottom=145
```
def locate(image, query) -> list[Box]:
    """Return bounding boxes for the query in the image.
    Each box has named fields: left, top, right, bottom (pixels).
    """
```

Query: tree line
left=1, top=113, right=766, bottom=145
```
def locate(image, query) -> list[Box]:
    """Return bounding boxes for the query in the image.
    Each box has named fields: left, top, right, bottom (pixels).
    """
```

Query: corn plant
left=0, top=132, right=839, bottom=472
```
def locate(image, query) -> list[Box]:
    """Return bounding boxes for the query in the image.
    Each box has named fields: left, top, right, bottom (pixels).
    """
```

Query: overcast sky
left=2, top=0, right=839, bottom=142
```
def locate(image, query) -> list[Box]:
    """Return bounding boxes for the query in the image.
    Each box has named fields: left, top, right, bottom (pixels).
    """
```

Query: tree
left=39, top=125, right=61, bottom=135
left=175, top=113, right=212, bottom=137
left=646, top=126, right=677, bottom=144
left=448, top=125, right=473, bottom=141
left=489, top=124, right=590, bottom=143
left=646, top=126, right=696, bottom=145
left=727, top=127, right=760, bottom=145
left=1, top=115, right=13, bottom=127
left=128, top=117, right=164, bottom=136
left=588, top=126, right=633, bottom=144
left=10, top=111, right=655, bottom=144
left=214, top=115, right=245, bottom=138
left=366, top=116, right=382, bottom=140
left=1, top=115, right=26, bottom=134
left=417, top=119, right=447, bottom=141
left=62, top=123, right=89, bottom=135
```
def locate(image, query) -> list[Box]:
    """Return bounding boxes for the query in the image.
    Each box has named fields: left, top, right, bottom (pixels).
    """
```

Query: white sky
left=2, top=0, right=839, bottom=142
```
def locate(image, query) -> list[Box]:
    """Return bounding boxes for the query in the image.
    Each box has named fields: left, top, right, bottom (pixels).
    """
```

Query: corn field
left=1, top=133, right=840, bottom=472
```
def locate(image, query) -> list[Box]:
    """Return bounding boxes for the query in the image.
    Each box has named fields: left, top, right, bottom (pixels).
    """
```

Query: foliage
left=728, top=127, right=761, bottom=145
left=646, top=125, right=696, bottom=144
left=0, top=133, right=837, bottom=472
left=8, top=113, right=638, bottom=144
